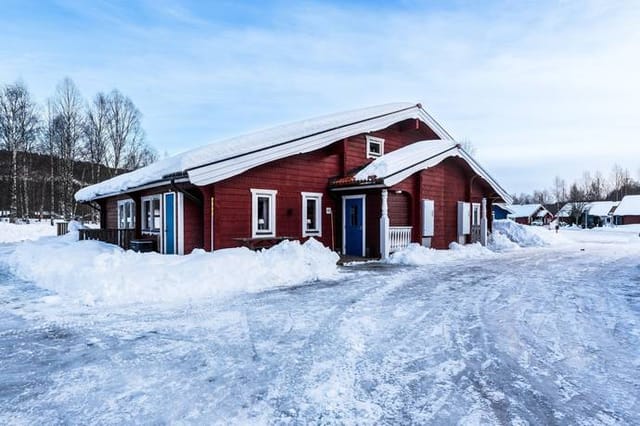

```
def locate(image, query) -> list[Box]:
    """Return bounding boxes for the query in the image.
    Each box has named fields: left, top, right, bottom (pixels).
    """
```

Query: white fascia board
left=79, top=178, right=191, bottom=201
left=188, top=108, right=431, bottom=186
left=378, top=147, right=512, bottom=204
left=381, top=150, right=459, bottom=187
left=417, top=110, right=454, bottom=141
left=458, top=150, right=513, bottom=204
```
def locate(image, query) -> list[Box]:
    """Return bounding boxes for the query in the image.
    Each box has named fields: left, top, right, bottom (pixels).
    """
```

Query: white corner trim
left=177, top=192, right=184, bottom=255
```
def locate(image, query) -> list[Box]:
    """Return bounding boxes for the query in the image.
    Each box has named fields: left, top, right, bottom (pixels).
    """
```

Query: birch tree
left=106, top=89, right=143, bottom=174
left=52, top=78, right=84, bottom=218
left=0, top=82, right=40, bottom=221
left=84, top=92, right=109, bottom=182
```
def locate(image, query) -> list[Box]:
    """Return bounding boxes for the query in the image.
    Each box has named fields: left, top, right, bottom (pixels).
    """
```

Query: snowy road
left=1, top=235, right=640, bottom=424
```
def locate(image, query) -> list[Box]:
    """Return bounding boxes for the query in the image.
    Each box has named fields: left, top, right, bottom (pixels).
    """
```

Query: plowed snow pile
left=4, top=237, right=339, bottom=306
left=388, top=242, right=495, bottom=265
left=492, top=219, right=549, bottom=247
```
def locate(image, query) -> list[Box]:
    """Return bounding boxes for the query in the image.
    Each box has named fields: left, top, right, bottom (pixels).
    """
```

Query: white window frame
left=251, top=189, right=277, bottom=238
left=141, top=194, right=162, bottom=233
left=117, top=199, right=135, bottom=229
left=366, top=135, right=385, bottom=158
left=472, top=203, right=481, bottom=226
left=302, top=192, right=323, bottom=237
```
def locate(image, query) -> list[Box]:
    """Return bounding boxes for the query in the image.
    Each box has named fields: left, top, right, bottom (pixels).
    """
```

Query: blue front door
left=344, top=197, right=364, bottom=256
left=163, top=192, right=176, bottom=254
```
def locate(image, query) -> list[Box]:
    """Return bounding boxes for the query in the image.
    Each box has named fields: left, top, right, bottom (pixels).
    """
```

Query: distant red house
left=75, top=103, right=511, bottom=258
left=613, top=195, right=640, bottom=225
left=508, top=204, right=552, bottom=225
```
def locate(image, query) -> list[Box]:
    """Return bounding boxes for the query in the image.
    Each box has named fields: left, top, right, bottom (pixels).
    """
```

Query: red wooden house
left=75, top=103, right=511, bottom=258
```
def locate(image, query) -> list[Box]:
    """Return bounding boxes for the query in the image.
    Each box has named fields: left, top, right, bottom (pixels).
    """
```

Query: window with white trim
left=366, top=135, right=385, bottom=158
left=251, top=189, right=277, bottom=237
left=302, top=192, right=323, bottom=237
left=141, top=195, right=161, bottom=232
left=117, top=199, right=135, bottom=229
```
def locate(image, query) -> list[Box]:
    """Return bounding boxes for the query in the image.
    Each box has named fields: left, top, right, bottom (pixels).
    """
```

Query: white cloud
left=1, top=0, right=639, bottom=194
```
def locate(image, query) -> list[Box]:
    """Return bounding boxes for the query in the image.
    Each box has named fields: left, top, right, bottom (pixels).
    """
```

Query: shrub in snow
left=4, top=237, right=339, bottom=306
left=492, top=220, right=547, bottom=247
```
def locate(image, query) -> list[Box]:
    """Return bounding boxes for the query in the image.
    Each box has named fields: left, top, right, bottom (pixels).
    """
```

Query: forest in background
left=0, top=78, right=157, bottom=221
left=511, top=166, right=640, bottom=215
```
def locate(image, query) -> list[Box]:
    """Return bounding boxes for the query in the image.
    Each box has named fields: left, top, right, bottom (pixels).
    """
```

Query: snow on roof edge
left=614, top=195, right=640, bottom=216
left=353, top=141, right=512, bottom=203
left=75, top=102, right=430, bottom=202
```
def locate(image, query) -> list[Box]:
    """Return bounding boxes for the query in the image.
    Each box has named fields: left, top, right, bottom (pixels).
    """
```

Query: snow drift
left=4, top=237, right=339, bottom=306
left=387, top=242, right=495, bottom=266
left=0, top=221, right=57, bottom=243
left=491, top=219, right=548, bottom=247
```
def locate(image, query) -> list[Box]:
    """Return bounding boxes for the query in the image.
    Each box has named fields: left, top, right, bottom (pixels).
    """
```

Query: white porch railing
left=389, top=226, right=412, bottom=252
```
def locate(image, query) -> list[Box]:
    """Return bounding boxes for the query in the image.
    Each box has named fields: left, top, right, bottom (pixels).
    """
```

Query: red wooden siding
left=182, top=195, right=203, bottom=254
left=388, top=157, right=492, bottom=250
left=206, top=147, right=342, bottom=251
left=622, top=215, right=640, bottom=225
left=389, top=192, right=411, bottom=226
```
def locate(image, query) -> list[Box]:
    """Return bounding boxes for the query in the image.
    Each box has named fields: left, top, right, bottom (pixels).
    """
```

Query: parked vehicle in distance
left=531, top=220, right=544, bottom=226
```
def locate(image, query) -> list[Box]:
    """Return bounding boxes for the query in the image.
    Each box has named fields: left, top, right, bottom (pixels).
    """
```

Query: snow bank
left=387, top=242, right=494, bottom=266
left=4, top=237, right=339, bottom=306
left=0, top=221, right=57, bottom=243
left=492, top=220, right=548, bottom=247
left=488, top=231, right=520, bottom=252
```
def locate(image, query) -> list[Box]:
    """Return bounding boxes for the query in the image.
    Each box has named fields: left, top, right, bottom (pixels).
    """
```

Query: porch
left=78, top=228, right=159, bottom=252
left=389, top=226, right=413, bottom=252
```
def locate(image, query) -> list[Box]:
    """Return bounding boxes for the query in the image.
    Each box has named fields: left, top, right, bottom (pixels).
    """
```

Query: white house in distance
left=613, top=195, right=640, bottom=225
left=508, top=204, right=552, bottom=225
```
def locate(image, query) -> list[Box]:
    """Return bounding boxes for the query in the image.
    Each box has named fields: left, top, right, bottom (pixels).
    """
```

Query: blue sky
left=2, top=0, right=639, bottom=194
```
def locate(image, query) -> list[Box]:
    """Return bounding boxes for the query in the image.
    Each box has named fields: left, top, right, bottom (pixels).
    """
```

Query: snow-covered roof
left=557, top=202, right=585, bottom=217
left=353, top=140, right=511, bottom=202
left=614, top=195, right=640, bottom=216
left=585, top=201, right=619, bottom=217
left=536, top=209, right=550, bottom=218
left=507, top=204, right=547, bottom=219
left=76, top=102, right=453, bottom=202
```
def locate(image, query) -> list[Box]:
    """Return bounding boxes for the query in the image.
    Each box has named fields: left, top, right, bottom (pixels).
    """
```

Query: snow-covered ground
left=1, top=223, right=639, bottom=423
left=0, top=220, right=57, bottom=243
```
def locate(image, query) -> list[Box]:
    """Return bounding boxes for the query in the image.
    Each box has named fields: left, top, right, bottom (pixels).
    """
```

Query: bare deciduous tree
left=106, top=90, right=143, bottom=174
left=124, top=136, right=157, bottom=170
left=52, top=78, right=85, bottom=218
left=84, top=92, right=110, bottom=183
left=0, top=81, right=40, bottom=221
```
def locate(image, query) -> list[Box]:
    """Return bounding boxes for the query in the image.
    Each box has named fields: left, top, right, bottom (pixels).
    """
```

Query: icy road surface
left=1, top=236, right=640, bottom=424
